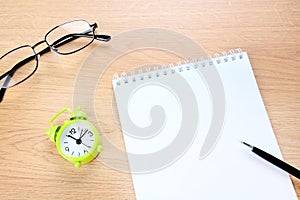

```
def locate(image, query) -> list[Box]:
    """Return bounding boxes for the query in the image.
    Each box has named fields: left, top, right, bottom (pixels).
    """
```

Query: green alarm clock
left=45, top=107, right=103, bottom=168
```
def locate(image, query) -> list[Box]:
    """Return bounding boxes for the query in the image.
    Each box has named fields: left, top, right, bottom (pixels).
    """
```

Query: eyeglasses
left=0, top=19, right=111, bottom=102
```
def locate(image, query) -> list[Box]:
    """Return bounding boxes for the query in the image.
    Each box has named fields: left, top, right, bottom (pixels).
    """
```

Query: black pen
left=241, top=141, right=300, bottom=179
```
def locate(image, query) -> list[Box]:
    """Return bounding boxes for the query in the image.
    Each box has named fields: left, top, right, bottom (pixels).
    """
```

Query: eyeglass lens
left=45, top=20, right=94, bottom=54
left=0, top=46, right=37, bottom=88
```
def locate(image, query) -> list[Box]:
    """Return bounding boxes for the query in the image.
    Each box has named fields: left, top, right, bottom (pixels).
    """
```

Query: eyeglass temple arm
left=0, top=77, right=10, bottom=102
left=0, top=87, right=6, bottom=102
left=51, top=33, right=111, bottom=48
left=0, top=69, right=17, bottom=102
left=0, top=55, right=35, bottom=102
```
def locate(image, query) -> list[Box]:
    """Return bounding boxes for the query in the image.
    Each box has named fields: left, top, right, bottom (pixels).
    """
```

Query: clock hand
left=67, top=135, right=77, bottom=141
left=79, top=129, right=88, bottom=140
left=81, top=142, right=91, bottom=149
left=79, top=126, right=83, bottom=138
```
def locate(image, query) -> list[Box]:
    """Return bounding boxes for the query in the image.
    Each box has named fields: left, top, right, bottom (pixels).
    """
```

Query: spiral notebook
left=112, top=50, right=297, bottom=200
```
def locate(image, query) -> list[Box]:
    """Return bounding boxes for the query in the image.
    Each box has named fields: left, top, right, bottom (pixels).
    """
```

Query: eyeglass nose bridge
left=32, top=40, right=56, bottom=56
left=33, top=40, right=47, bottom=48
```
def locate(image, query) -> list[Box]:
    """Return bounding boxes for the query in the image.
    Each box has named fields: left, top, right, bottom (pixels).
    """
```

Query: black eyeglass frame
left=0, top=19, right=111, bottom=102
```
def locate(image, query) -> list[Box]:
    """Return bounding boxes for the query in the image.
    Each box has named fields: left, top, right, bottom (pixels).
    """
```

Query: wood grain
left=0, top=0, right=299, bottom=199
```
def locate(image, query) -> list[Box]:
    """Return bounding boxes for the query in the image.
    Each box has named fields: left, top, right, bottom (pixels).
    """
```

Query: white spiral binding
left=113, top=48, right=244, bottom=85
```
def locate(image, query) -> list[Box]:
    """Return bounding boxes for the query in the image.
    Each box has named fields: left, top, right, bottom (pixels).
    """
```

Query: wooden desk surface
left=0, top=0, right=299, bottom=199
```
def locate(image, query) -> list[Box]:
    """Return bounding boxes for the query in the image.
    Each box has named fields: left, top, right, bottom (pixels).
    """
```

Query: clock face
left=59, top=122, right=96, bottom=157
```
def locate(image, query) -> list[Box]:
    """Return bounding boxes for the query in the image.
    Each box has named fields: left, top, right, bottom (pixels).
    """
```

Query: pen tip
left=241, top=141, right=253, bottom=149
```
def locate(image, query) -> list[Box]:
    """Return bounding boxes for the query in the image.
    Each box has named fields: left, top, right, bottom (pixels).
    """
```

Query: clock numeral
left=71, top=151, right=74, bottom=155
left=84, top=149, right=88, bottom=154
left=88, top=131, right=93, bottom=137
left=69, top=128, right=76, bottom=135
left=78, top=152, right=80, bottom=157
left=65, top=146, right=69, bottom=152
